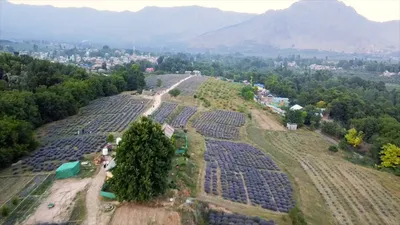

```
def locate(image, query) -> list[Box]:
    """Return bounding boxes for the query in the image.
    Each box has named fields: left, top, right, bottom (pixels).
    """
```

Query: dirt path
left=143, top=75, right=193, bottom=116
left=24, top=178, right=91, bottom=224
left=83, top=169, right=113, bottom=225
left=250, top=109, right=286, bottom=131
left=110, top=204, right=180, bottom=225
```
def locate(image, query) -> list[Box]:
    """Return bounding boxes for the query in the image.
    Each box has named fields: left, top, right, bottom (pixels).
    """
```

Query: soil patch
left=110, top=204, right=180, bottom=225
left=250, top=109, right=285, bottom=131
left=24, top=178, right=91, bottom=224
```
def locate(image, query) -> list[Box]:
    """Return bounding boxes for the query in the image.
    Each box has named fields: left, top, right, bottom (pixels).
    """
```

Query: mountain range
left=1, top=0, right=399, bottom=54
left=191, top=0, right=400, bottom=54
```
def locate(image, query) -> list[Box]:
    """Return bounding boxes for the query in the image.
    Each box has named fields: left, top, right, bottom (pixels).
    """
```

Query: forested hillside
left=0, top=53, right=145, bottom=167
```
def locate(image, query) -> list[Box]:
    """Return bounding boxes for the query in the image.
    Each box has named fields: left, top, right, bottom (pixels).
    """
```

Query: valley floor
left=3, top=77, right=400, bottom=225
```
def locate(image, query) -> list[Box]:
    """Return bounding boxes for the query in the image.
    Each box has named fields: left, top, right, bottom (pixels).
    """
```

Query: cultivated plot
left=23, top=135, right=106, bottom=173
left=10, top=95, right=149, bottom=174
left=44, top=95, right=149, bottom=138
left=257, top=130, right=400, bottom=225
left=151, top=102, right=178, bottom=124
left=208, top=210, right=276, bottom=225
left=145, top=74, right=191, bottom=91
left=193, top=110, right=246, bottom=140
left=204, top=139, right=295, bottom=213
left=175, top=76, right=209, bottom=96
left=170, top=106, right=197, bottom=128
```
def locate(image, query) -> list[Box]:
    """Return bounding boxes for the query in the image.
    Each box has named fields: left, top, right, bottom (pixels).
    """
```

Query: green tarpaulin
left=56, top=161, right=80, bottom=179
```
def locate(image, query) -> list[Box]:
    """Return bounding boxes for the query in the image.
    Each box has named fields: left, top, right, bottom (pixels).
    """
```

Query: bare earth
left=110, top=204, right=180, bottom=225
left=251, top=109, right=286, bottom=131
left=24, top=178, right=91, bottom=224
left=83, top=169, right=114, bottom=225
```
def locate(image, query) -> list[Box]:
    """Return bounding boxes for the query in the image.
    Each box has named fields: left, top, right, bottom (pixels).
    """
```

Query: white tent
left=290, top=104, right=303, bottom=111
left=105, top=159, right=116, bottom=171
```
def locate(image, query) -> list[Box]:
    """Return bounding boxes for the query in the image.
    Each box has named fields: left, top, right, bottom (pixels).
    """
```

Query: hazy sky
left=8, top=0, right=400, bottom=22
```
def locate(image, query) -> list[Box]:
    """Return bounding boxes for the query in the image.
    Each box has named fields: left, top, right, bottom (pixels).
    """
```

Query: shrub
left=329, top=145, right=338, bottom=152
left=321, top=121, right=346, bottom=138
left=339, top=139, right=351, bottom=151
left=106, top=133, right=115, bottom=143
left=169, top=88, right=181, bottom=97
left=12, top=197, right=19, bottom=206
left=1, top=206, right=9, bottom=217
left=289, top=206, right=307, bottom=225
left=193, top=94, right=197, bottom=99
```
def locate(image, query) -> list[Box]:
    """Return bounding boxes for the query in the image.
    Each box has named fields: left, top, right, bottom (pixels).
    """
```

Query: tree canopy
left=109, top=117, right=175, bottom=202
left=380, top=143, right=400, bottom=168
left=345, top=128, right=364, bottom=147
left=240, top=85, right=255, bottom=101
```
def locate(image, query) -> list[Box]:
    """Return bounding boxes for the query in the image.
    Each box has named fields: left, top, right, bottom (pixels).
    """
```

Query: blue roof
left=254, top=83, right=265, bottom=88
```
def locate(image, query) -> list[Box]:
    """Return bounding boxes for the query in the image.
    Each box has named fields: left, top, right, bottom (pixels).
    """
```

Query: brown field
left=24, top=178, right=91, bottom=224
left=110, top=204, right=180, bottom=225
left=247, top=124, right=400, bottom=225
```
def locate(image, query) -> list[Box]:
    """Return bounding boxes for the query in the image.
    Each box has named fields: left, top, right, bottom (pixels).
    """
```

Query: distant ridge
left=1, top=0, right=398, bottom=54
left=0, top=1, right=254, bottom=47
left=189, top=0, right=400, bottom=54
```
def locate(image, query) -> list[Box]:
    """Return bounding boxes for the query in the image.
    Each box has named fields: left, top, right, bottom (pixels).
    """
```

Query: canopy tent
left=290, top=104, right=303, bottom=111
left=56, top=161, right=80, bottom=179
left=105, top=159, right=116, bottom=171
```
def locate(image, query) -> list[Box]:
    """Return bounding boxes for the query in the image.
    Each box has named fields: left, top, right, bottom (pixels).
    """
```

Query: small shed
left=56, top=161, right=80, bottom=179
left=287, top=123, right=298, bottom=131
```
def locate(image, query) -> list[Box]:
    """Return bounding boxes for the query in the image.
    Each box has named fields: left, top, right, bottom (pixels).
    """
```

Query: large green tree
left=109, top=117, right=175, bottom=202
left=0, top=117, right=38, bottom=167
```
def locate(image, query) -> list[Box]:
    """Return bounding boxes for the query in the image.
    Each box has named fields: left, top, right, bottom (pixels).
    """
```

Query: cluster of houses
left=253, top=83, right=290, bottom=115
left=184, top=70, right=201, bottom=75
left=15, top=49, right=158, bottom=73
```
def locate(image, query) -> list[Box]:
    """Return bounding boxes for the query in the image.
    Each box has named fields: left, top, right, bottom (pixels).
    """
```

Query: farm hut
left=56, top=161, right=80, bottom=179
left=287, top=123, right=298, bottom=130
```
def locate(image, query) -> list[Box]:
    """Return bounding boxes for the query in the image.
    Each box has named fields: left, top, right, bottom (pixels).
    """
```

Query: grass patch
left=69, top=190, right=87, bottom=223
left=78, top=154, right=98, bottom=178
left=289, top=206, right=308, bottom=225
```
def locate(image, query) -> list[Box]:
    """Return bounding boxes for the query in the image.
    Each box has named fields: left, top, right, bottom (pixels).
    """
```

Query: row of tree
left=0, top=53, right=146, bottom=167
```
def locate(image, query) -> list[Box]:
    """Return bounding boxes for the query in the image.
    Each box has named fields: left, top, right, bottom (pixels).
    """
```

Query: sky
left=8, top=0, right=400, bottom=22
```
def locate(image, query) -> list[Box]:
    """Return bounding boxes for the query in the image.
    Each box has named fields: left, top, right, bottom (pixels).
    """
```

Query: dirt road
left=24, top=178, right=91, bottom=224
left=143, top=75, right=193, bottom=116
left=83, top=169, right=109, bottom=225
